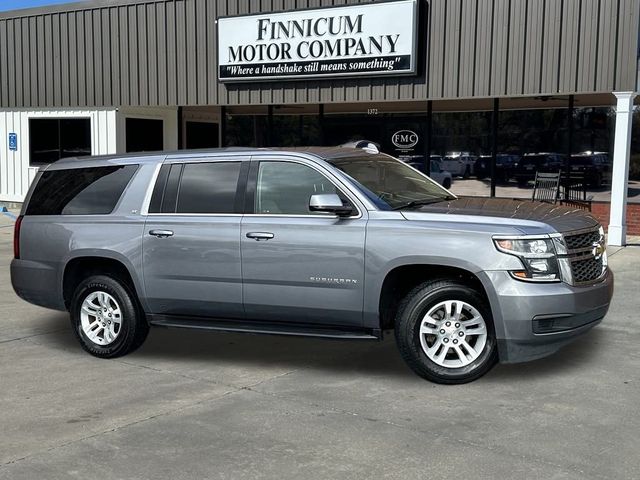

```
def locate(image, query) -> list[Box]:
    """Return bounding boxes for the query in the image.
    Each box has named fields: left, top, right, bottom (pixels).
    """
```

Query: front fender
left=363, top=255, right=497, bottom=330
left=363, top=257, right=515, bottom=344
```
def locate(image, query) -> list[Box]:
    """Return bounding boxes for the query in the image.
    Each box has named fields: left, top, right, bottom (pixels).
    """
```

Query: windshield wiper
left=392, top=197, right=453, bottom=210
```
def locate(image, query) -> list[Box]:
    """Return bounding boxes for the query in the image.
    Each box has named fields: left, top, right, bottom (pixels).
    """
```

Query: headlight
left=495, top=238, right=551, bottom=255
left=494, top=236, right=561, bottom=282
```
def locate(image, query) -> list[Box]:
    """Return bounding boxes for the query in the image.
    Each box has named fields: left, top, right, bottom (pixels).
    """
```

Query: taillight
left=14, top=215, right=23, bottom=259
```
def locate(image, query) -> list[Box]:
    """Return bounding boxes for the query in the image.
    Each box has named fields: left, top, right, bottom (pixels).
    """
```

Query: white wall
left=0, top=106, right=179, bottom=203
left=0, top=109, right=117, bottom=203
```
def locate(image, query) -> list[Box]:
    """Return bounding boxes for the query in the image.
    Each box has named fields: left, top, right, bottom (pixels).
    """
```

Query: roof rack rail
left=339, top=140, right=380, bottom=154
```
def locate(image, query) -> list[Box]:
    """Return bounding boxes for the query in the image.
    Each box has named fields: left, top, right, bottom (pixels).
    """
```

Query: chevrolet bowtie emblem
left=592, top=242, right=605, bottom=259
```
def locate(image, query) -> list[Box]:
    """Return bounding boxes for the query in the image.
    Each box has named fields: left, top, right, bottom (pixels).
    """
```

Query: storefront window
left=272, top=115, right=321, bottom=146
left=323, top=112, right=430, bottom=174
left=225, top=115, right=267, bottom=147
left=29, top=118, right=91, bottom=165
left=494, top=107, right=567, bottom=199
left=225, top=106, right=268, bottom=147
left=217, top=100, right=620, bottom=206
left=571, top=107, right=614, bottom=201
left=126, top=118, right=164, bottom=153
left=323, top=114, right=387, bottom=148
left=494, top=106, right=614, bottom=204
left=431, top=111, right=492, bottom=197
left=185, top=121, right=219, bottom=149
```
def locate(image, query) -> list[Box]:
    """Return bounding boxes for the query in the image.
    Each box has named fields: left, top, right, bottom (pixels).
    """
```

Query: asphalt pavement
left=0, top=210, right=639, bottom=480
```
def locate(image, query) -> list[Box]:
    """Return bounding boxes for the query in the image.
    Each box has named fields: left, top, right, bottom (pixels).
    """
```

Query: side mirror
left=309, top=194, right=354, bottom=217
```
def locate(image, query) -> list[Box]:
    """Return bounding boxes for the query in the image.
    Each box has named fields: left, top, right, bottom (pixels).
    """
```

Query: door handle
left=149, top=229, right=174, bottom=238
left=246, top=232, right=274, bottom=241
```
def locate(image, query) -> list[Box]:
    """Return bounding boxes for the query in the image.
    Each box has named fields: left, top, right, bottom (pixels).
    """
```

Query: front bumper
left=481, top=269, right=614, bottom=363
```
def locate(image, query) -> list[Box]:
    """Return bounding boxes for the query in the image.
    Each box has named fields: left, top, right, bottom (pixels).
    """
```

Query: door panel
left=143, top=216, right=243, bottom=317
left=240, top=159, right=367, bottom=327
left=241, top=216, right=366, bottom=326
left=142, top=159, right=247, bottom=318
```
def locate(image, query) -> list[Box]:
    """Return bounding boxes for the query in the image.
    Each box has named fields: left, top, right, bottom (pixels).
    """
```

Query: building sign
left=392, top=130, right=419, bottom=150
left=217, top=0, right=418, bottom=82
left=8, top=133, right=17, bottom=151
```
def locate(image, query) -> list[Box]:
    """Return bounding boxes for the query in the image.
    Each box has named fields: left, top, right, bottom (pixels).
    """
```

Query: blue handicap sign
left=8, top=133, right=17, bottom=151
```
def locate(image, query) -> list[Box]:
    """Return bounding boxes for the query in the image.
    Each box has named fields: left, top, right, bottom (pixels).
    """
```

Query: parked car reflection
left=570, top=151, right=610, bottom=188
left=399, top=155, right=453, bottom=189
left=441, top=152, right=477, bottom=178
left=513, top=153, right=565, bottom=186
left=475, top=154, right=520, bottom=182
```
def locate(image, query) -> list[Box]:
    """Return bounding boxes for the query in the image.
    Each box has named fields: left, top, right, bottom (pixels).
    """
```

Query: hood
left=413, top=197, right=599, bottom=233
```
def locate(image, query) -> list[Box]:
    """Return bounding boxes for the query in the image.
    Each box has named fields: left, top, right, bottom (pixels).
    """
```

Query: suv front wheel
left=395, top=280, right=498, bottom=384
left=70, top=275, right=149, bottom=358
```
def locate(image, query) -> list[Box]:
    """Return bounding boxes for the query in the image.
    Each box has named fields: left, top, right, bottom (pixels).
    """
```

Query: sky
left=0, top=0, right=80, bottom=12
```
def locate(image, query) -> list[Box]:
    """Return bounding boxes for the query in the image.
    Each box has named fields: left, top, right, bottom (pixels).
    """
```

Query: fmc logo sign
left=392, top=130, right=418, bottom=149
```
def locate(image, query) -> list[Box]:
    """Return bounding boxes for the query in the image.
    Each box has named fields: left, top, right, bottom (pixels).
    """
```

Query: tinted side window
left=161, top=164, right=182, bottom=213
left=175, top=162, right=241, bottom=214
left=148, top=164, right=171, bottom=214
left=26, top=165, right=138, bottom=215
left=255, top=162, right=339, bottom=215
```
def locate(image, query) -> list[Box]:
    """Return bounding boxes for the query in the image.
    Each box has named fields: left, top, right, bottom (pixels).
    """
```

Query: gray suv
left=11, top=147, right=613, bottom=384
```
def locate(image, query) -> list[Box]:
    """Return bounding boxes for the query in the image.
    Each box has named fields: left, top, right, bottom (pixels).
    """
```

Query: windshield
left=327, top=155, right=455, bottom=210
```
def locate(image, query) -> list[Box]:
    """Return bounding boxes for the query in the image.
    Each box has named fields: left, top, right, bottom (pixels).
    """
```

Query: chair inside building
left=560, top=174, right=593, bottom=211
left=532, top=171, right=562, bottom=204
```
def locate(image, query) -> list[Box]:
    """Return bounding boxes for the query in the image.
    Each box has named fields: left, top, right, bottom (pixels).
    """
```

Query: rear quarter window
left=26, top=165, right=139, bottom=215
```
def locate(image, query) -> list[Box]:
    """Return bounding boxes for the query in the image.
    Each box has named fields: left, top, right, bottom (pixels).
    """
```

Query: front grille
left=560, top=227, right=606, bottom=285
left=571, top=255, right=605, bottom=284
left=564, top=229, right=601, bottom=250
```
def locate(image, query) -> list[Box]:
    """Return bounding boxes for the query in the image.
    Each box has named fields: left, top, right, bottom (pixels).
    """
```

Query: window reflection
left=496, top=106, right=613, bottom=202
left=627, top=105, right=640, bottom=204
left=432, top=111, right=491, bottom=197
left=219, top=100, right=630, bottom=204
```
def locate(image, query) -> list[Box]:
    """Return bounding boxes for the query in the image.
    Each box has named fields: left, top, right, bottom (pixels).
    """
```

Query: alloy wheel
left=80, top=291, right=123, bottom=346
left=418, top=300, right=488, bottom=368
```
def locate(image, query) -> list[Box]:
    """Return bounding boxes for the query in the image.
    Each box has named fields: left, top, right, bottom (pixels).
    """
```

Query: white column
left=608, top=92, right=637, bottom=247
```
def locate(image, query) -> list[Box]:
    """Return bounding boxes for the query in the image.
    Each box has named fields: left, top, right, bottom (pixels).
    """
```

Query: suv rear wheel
left=70, top=275, right=149, bottom=358
left=395, top=280, right=498, bottom=384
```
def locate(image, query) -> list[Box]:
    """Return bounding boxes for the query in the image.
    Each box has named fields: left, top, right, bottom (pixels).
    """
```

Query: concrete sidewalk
left=0, top=207, right=18, bottom=223
left=0, top=223, right=639, bottom=479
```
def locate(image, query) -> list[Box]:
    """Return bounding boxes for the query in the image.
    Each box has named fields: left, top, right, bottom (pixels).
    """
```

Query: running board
left=148, top=315, right=381, bottom=341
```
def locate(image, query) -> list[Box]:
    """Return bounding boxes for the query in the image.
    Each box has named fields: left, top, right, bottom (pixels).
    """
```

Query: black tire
left=70, top=275, right=149, bottom=358
left=394, top=280, right=498, bottom=384
left=443, top=178, right=452, bottom=189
